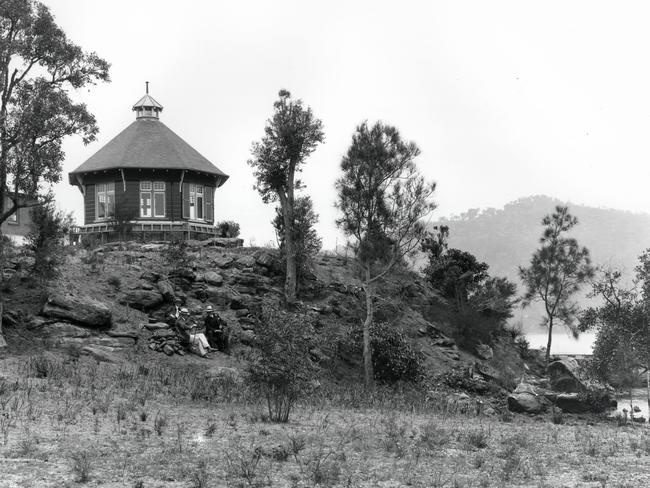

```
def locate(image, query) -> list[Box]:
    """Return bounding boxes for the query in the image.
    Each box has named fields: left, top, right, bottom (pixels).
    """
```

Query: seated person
left=204, top=305, right=229, bottom=353
left=174, top=307, right=211, bottom=357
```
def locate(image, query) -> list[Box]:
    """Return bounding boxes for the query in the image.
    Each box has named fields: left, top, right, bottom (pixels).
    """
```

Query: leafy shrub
left=448, top=308, right=503, bottom=351
left=348, top=321, right=423, bottom=383
left=70, top=449, right=94, bottom=482
left=162, top=238, right=190, bottom=271
left=25, top=201, right=74, bottom=283
left=216, top=220, right=241, bottom=238
left=248, top=304, right=316, bottom=422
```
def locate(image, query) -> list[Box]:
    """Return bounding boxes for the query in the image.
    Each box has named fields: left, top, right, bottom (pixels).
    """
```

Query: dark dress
left=204, top=313, right=228, bottom=352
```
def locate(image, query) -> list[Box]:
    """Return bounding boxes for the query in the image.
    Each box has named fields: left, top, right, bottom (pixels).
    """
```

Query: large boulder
left=213, top=256, right=234, bottom=269
left=204, top=271, right=224, bottom=286
left=119, top=289, right=164, bottom=311
left=255, top=251, right=277, bottom=268
left=548, top=358, right=587, bottom=393
left=205, top=286, right=238, bottom=307
left=42, top=293, right=111, bottom=328
left=507, top=392, right=547, bottom=414
left=157, top=280, right=175, bottom=303
left=235, top=255, right=256, bottom=269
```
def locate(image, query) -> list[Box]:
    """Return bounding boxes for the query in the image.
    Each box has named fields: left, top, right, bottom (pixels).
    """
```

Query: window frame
left=188, top=183, right=205, bottom=221
left=140, top=180, right=166, bottom=218
left=95, top=182, right=115, bottom=221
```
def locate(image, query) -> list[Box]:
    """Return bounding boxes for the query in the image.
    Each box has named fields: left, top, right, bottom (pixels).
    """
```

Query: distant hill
left=429, top=195, right=650, bottom=331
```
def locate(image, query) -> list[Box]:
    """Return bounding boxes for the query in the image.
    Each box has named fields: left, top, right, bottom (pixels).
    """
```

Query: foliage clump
left=422, top=226, right=518, bottom=350
left=349, top=321, right=423, bottom=384
left=272, top=195, right=322, bottom=290
left=162, top=238, right=191, bottom=272
left=248, top=304, right=316, bottom=422
left=216, top=220, right=241, bottom=238
left=25, top=201, right=73, bottom=283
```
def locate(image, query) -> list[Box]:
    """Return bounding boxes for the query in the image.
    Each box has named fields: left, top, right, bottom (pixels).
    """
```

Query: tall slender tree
left=519, top=206, right=594, bottom=363
left=0, top=0, right=110, bottom=226
left=248, top=90, right=324, bottom=305
left=336, top=121, right=436, bottom=386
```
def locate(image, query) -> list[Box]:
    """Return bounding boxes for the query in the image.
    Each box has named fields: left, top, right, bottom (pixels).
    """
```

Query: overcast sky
left=46, top=0, right=650, bottom=248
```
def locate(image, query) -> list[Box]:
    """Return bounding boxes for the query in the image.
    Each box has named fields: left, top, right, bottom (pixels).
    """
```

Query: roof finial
left=146, top=81, right=149, bottom=94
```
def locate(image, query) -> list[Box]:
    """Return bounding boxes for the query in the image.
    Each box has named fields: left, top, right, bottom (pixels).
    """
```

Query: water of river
left=526, top=332, right=650, bottom=419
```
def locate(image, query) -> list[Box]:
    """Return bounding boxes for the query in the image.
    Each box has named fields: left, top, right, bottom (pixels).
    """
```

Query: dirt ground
left=0, top=351, right=649, bottom=488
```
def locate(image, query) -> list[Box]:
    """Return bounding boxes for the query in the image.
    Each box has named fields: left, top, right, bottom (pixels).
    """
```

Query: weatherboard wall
left=79, top=169, right=218, bottom=225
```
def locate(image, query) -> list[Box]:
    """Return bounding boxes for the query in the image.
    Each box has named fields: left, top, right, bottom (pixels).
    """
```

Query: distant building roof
left=132, top=93, right=163, bottom=111
left=69, top=88, right=229, bottom=187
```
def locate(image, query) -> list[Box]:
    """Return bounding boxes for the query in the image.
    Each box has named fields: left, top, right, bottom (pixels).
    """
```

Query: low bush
left=216, top=220, right=241, bottom=238
left=247, top=304, right=316, bottom=422
left=347, top=321, right=423, bottom=384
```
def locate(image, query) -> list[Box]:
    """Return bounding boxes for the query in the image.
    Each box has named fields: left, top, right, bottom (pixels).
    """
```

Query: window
left=140, top=181, right=165, bottom=218
left=96, top=182, right=115, bottom=220
left=189, top=184, right=204, bottom=220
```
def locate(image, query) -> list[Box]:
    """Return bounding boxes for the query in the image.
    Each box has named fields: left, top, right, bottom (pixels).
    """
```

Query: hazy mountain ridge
left=434, top=195, right=650, bottom=331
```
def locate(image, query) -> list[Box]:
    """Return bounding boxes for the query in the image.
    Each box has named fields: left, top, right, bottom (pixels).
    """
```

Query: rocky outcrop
left=548, top=358, right=587, bottom=393
left=42, top=293, right=112, bottom=328
left=119, top=289, right=164, bottom=311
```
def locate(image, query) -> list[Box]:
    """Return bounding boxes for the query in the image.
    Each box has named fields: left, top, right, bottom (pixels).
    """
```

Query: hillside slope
left=1, top=241, right=525, bottom=392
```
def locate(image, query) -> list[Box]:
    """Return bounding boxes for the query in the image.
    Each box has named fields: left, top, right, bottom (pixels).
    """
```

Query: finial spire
left=146, top=81, right=149, bottom=94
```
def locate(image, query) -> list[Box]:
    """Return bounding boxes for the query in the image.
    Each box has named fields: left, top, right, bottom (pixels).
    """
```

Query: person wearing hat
left=204, top=305, right=229, bottom=353
left=174, top=307, right=211, bottom=357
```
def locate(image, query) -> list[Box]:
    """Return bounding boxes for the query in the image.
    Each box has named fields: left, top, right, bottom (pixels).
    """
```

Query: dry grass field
left=0, top=350, right=648, bottom=488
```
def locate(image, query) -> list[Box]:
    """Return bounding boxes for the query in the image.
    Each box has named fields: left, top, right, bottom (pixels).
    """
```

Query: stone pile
left=143, top=323, right=185, bottom=356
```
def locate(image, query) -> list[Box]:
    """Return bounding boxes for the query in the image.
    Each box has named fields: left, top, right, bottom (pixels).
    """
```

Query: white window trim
left=96, top=182, right=115, bottom=221
left=188, top=184, right=205, bottom=221
left=140, top=180, right=166, bottom=218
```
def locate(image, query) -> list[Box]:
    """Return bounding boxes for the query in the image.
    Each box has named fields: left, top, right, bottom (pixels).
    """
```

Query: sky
left=44, top=0, right=650, bottom=249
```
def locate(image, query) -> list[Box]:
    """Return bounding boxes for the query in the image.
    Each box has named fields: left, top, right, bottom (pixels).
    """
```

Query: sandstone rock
left=204, top=271, right=224, bottom=286
left=81, top=345, right=121, bottom=363
left=433, top=337, right=456, bottom=348
left=119, top=289, right=163, bottom=311
left=42, top=322, right=92, bottom=338
left=163, top=344, right=175, bottom=356
left=140, top=271, right=161, bottom=282
left=141, top=243, right=164, bottom=252
left=157, top=280, right=175, bottom=303
left=507, top=392, right=546, bottom=414
left=235, top=308, right=250, bottom=318
left=153, top=328, right=176, bottom=339
left=106, top=330, right=139, bottom=340
left=255, top=252, right=276, bottom=268
left=173, top=268, right=197, bottom=281
left=203, top=237, right=244, bottom=248
left=475, top=344, right=494, bottom=360
left=143, top=322, right=170, bottom=330
left=235, top=255, right=256, bottom=268
left=548, top=358, right=587, bottom=393
left=42, top=293, right=111, bottom=328
left=213, top=256, right=234, bottom=268
left=205, top=286, right=238, bottom=307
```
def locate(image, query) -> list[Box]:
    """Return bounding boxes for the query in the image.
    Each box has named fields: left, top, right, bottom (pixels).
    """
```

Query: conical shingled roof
left=68, top=118, right=229, bottom=186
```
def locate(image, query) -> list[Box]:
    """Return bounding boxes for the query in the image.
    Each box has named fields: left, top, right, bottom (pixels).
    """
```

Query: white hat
left=180, top=307, right=189, bottom=314
left=205, top=305, right=214, bottom=312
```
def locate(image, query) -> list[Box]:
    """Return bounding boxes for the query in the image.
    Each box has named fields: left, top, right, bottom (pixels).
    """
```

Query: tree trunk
left=0, top=300, right=6, bottom=350
left=281, top=198, right=297, bottom=306
left=646, top=368, right=649, bottom=414
left=545, top=317, right=553, bottom=364
left=362, top=267, right=374, bottom=388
